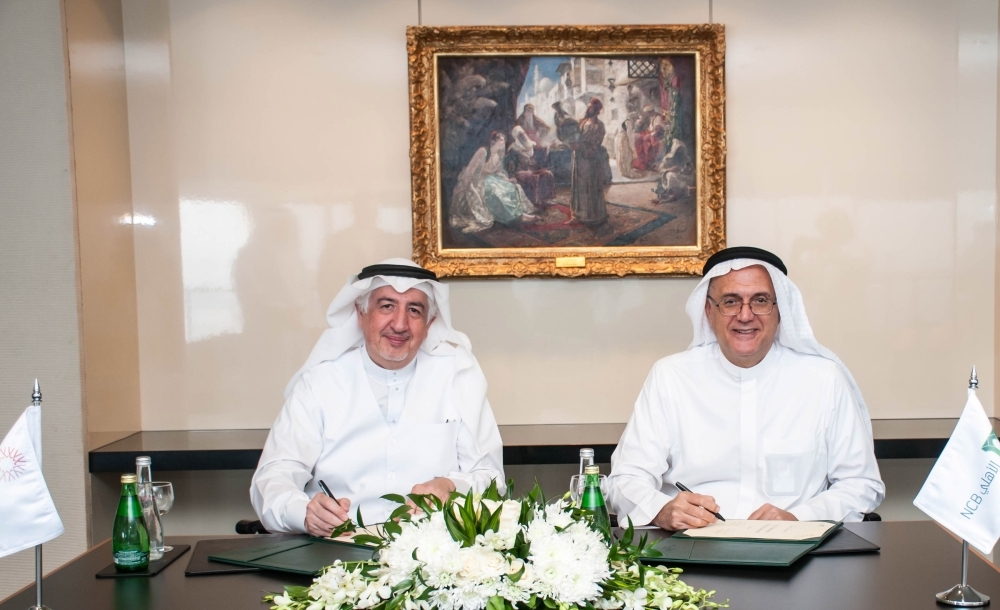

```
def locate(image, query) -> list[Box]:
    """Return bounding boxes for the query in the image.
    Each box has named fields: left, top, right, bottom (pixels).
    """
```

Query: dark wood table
left=3, top=522, right=999, bottom=609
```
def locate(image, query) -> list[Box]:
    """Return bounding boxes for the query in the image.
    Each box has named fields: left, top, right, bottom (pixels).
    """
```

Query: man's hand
left=409, top=477, right=456, bottom=507
left=652, top=492, right=720, bottom=531
left=304, top=494, right=351, bottom=537
left=748, top=503, right=797, bottom=521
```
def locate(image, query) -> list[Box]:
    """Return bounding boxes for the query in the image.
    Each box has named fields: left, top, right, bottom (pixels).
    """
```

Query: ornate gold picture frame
left=408, top=25, right=725, bottom=278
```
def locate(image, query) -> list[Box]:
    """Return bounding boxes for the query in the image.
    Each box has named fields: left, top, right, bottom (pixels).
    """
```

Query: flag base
left=936, top=584, right=990, bottom=606
left=27, top=606, right=53, bottom=610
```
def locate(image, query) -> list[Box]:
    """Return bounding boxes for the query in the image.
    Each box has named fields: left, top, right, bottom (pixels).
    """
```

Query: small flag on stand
left=913, top=372, right=1000, bottom=555
left=913, top=367, right=995, bottom=606
left=0, top=399, right=64, bottom=559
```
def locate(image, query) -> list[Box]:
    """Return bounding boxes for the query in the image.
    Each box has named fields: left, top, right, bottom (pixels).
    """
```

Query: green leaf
left=478, top=504, right=494, bottom=536
left=444, top=505, right=469, bottom=545
left=518, top=499, right=531, bottom=525
left=383, top=521, right=402, bottom=537
left=483, top=479, right=502, bottom=502
left=330, top=520, right=357, bottom=539
left=283, top=585, right=310, bottom=596
left=352, top=534, right=383, bottom=546
left=487, top=595, right=505, bottom=610
left=356, top=507, right=366, bottom=529
left=382, top=493, right=408, bottom=505
left=408, top=493, right=432, bottom=515
left=392, top=579, right=414, bottom=593
left=507, top=562, right=526, bottom=583
left=621, top=518, right=635, bottom=547
left=389, top=504, right=413, bottom=522
left=543, top=597, right=557, bottom=608
left=486, top=505, right=502, bottom=534
left=386, top=593, right=405, bottom=610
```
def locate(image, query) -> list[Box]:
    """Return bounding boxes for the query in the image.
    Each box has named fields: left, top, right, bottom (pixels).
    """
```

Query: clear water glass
left=569, top=474, right=608, bottom=506
left=152, top=482, right=175, bottom=552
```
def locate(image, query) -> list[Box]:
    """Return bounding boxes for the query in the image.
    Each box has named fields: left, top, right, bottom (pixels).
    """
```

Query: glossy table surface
left=3, top=522, right=999, bottom=610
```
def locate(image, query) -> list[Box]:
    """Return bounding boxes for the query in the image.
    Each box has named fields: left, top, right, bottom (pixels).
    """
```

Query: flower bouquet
left=266, top=482, right=726, bottom=610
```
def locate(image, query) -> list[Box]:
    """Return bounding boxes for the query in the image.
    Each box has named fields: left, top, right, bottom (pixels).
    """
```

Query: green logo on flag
left=983, top=431, right=1000, bottom=457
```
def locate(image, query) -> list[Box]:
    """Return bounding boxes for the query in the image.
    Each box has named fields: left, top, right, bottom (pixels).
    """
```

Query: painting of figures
left=408, top=26, right=726, bottom=277
left=440, top=55, right=697, bottom=250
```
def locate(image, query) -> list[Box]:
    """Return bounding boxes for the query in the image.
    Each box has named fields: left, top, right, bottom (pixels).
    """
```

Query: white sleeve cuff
left=787, top=503, right=819, bottom=522
left=448, top=475, right=472, bottom=495
left=283, top=495, right=310, bottom=534
left=625, top=490, right=672, bottom=528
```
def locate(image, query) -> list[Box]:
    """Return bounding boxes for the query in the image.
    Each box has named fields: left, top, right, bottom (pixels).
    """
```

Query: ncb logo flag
left=0, top=405, right=65, bottom=558
left=914, top=389, right=1000, bottom=554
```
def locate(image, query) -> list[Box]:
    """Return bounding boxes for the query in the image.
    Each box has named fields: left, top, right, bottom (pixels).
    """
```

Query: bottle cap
left=121, top=474, right=137, bottom=483
left=579, top=448, right=594, bottom=458
left=136, top=456, right=151, bottom=466
left=584, top=465, right=600, bottom=475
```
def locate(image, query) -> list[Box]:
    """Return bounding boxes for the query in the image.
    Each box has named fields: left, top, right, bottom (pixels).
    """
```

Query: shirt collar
left=715, top=340, right=781, bottom=381
left=360, top=345, right=417, bottom=385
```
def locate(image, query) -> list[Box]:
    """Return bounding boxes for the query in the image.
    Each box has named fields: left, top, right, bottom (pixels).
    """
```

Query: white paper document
left=681, top=520, right=835, bottom=541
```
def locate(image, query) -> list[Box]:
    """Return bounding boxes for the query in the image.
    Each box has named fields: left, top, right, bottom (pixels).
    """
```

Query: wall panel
left=119, top=0, right=999, bottom=429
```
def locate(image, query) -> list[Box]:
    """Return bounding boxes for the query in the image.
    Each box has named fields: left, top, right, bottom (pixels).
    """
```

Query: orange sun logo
left=0, top=446, right=27, bottom=482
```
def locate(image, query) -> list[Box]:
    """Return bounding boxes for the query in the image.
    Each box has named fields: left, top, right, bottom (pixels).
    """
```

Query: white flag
left=914, top=389, right=1000, bottom=554
left=0, top=406, right=64, bottom=558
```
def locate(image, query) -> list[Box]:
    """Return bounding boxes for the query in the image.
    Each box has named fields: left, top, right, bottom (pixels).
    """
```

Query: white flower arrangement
left=266, top=483, right=726, bottom=610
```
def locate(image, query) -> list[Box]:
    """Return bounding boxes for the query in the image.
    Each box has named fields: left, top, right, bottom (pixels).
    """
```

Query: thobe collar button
left=360, top=346, right=417, bottom=385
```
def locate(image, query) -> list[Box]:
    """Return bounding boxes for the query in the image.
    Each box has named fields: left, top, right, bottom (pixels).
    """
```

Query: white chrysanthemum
left=381, top=512, right=464, bottom=588
left=524, top=508, right=610, bottom=604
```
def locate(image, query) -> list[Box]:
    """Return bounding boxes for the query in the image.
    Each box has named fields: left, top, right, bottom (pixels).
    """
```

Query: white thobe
left=361, top=347, right=414, bottom=423
left=251, top=347, right=505, bottom=533
left=608, top=342, right=884, bottom=526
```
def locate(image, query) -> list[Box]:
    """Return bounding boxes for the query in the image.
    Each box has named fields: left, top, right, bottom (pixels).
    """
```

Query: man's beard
left=376, top=337, right=411, bottom=362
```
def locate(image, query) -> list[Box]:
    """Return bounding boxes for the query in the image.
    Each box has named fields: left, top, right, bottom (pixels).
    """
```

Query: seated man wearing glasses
left=607, top=247, right=884, bottom=530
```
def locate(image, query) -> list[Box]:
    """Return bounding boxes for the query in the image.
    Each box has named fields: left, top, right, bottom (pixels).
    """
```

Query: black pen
left=675, top=482, right=725, bottom=522
left=318, top=479, right=338, bottom=502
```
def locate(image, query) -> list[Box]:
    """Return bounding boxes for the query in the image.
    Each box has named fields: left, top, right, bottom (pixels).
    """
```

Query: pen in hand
left=675, top=482, right=726, bottom=522
left=318, top=479, right=337, bottom=502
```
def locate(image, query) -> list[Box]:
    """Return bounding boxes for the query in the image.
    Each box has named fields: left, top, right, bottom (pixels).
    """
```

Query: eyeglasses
left=707, top=295, right=776, bottom=316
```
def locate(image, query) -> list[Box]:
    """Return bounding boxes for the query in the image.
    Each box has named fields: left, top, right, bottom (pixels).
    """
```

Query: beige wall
left=0, top=0, right=90, bottom=600
left=66, top=0, right=143, bottom=435
left=115, top=0, right=999, bottom=430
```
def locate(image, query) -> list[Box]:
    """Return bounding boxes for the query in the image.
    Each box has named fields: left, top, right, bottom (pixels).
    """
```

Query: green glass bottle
left=580, top=465, right=611, bottom=533
left=112, top=473, right=150, bottom=571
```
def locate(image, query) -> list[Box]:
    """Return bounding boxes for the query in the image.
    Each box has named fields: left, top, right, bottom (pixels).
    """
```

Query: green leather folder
left=642, top=521, right=843, bottom=567
left=208, top=537, right=377, bottom=576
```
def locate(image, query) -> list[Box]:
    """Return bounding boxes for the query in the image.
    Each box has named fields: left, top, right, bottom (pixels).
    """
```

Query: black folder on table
left=207, top=537, right=377, bottom=576
left=640, top=521, right=847, bottom=567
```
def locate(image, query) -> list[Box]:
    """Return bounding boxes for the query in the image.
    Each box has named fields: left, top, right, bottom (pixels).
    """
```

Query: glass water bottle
left=112, top=474, right=150, bottom=571
left=579, top=448, right=595, bottom=475
left=580, top=465, right=611, bottom=533
left=135, top=456, right=164, bottom=560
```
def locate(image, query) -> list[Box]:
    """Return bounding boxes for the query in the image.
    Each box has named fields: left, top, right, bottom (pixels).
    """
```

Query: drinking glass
left=152, top=482, right=175, bottom=552
left=569, top=474, right=608, bottom=506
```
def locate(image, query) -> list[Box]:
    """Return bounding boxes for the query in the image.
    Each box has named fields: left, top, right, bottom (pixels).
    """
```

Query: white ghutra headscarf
left=685, top=255, right=873, bottom=438
left=284, top=258, right=474, bottom=398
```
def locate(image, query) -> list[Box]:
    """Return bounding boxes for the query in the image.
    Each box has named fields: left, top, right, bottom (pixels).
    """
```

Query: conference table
left=2, top=522, right=998, bottom=610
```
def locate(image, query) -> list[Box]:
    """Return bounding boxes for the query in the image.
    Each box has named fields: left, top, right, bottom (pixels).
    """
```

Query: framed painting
left=407, top=25, right=725, bottom=278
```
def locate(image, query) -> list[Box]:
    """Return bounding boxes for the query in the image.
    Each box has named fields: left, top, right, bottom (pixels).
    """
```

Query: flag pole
left=935, top=367, right=990, bottom=607
left=28, top=379, right=51, bottom=610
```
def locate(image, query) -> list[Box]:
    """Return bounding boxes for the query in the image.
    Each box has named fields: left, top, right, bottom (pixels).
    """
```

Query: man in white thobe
left=251, top=259, right=505, bottom=535
left=608, top=247, right=884, bottom=530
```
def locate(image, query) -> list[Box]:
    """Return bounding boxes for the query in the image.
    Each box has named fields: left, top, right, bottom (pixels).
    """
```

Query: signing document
left=681, top=520, right=836, bottom=541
